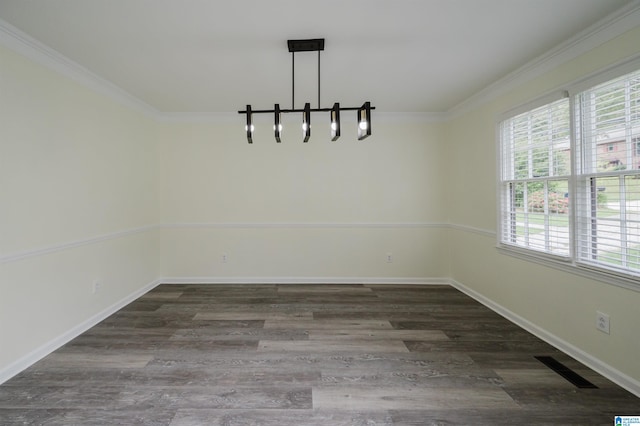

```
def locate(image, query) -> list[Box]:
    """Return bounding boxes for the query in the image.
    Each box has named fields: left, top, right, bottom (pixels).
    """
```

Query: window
left=499, top=96, right=571, bottom=257
left=498, top=66, right=640, bottom=282
left=576, top=69, right=640, bottom=275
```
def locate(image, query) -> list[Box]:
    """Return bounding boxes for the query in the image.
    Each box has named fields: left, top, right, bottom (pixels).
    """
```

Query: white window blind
left=576, top=69, right=640, bottom=276
left=499, top=97, right=571, bottom=256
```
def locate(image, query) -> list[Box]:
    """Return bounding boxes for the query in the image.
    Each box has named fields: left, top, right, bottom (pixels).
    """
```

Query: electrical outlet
left=92, top=279, right=102, bottom=294
left=386, top=253, right=393, bottom=263
left=596, top=311, right=610, bottom=334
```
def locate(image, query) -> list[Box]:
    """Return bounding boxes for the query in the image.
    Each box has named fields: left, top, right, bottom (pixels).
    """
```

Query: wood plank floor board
left=389, top=409, right=610, bottom=426
left=267, top=296, right=385, bottom=305
left=169, top=408, right=395, bottom=426
left=494, top=368, right=579, bottom=388
left=503, top=386, right=640, bottom=414
left=120, top=300, right=165, bottom=312
left=113, top=367, right=320, bottom=388
left=116, top=385, right=313, bottom=410
left=28, top=352, right=154, bottom=369
left=441, top=329, right=544, bottom=341
left=278, top=285, right=374, bottom=294
left=0, top=385, right=123, bottom=410
left=318, top=369, right=504, bottom=389
left=0, top=384, right=313, bottom=411
left=308, top=329, right=449, bottom=341
left=0, top=408, right=178, bottom=426
left=170, top=327, right=310, bottom=341
left=404, top=339, right=560, bottom=354
left=264, top=319, right=394, bottom=330
left=139, top=291, right=184, bottom=300
left=469, top=351, right=567, bottom=369
left=312, top=386, right=520, bottom=410
left=391, top=319, right=525, bottom=332
left=1, top=284, right=638, bottom=425
left=312, top=308, right=504, bottom=320
left=7, top=366, right=320, bottom=389
left=147, top=339, right=261, bottom=352
left=193, top=311, right=313, bottom=321
left=257, top=339, right=410, bottom=353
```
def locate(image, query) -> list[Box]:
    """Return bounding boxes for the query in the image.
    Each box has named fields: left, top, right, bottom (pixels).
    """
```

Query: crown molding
left=447, top=0, right=640, bottom=119
left=0, top=18, right=159, bottom=119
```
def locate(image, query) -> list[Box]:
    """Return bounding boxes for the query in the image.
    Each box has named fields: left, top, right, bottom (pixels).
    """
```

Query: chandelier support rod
left=238, top=106, right=375, bottom=114
left=318, top=50, right=321, bottom=109
left=292, top=51, right=295, bottom=110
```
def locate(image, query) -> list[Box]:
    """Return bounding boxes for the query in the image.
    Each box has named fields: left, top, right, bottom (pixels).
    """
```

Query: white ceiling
left=0, top=0, right=636, bottom=114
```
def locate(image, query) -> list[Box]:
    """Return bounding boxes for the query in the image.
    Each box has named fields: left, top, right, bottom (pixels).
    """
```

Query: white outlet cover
left=596, top=311, right=610, bottom=334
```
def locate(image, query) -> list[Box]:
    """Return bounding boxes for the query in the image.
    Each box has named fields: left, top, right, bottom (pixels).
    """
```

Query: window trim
left=496, top=54, right=640, bottom=292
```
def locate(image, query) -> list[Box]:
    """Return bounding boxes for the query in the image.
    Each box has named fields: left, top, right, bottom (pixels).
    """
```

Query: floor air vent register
left=535, top=356, right=598, bottom=389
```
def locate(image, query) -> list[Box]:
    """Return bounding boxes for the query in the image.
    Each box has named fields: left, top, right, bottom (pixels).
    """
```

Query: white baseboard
left=449, top=279, right=640, bottom=398
left=159, top=276, right=449, bottom=285
left=0, top=278, right=161, bottom=385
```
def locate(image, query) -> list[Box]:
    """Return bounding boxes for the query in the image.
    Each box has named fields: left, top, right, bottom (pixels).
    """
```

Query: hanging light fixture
left=238, top=38, right=374, bottom=143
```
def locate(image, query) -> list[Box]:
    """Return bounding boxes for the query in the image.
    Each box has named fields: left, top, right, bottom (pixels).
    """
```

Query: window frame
left=574, top=68, right=640, bottom=277
left=498, top=94, right=572, bottom=259
left=496, top=56, right=640, bottom=291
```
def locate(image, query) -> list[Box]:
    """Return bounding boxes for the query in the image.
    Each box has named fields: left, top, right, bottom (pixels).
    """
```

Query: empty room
left=1, top=1, right=640, bottom=424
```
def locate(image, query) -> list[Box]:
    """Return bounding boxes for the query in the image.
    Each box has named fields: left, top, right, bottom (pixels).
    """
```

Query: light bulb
left=245, top=124, right=255, bottom=132
left=331, top=122, right=338, bottom=131
left=302, top=123, right=308, bottom=131
left=273, top=124, right=283, bottom=131
left=359, top=121, right=368, bottom=130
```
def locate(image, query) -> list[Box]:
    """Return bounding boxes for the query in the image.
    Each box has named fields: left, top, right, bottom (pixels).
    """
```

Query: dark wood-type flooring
left=1, top=284, right=638, bottom=425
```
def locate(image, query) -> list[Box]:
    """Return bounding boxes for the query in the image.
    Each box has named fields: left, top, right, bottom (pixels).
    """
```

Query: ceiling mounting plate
left=287, top=38, right=325, bottom=52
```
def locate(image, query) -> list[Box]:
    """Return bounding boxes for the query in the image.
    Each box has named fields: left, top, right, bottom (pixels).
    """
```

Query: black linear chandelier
left=238, top=38, right=374, bottom=144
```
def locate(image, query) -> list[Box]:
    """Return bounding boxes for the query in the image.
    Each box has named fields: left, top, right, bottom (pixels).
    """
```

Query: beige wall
left=445, top=26, right=640, bottom=387
left=157, top=117, right=449, bottom=281
left=0, top=45, right=160, bottom=377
